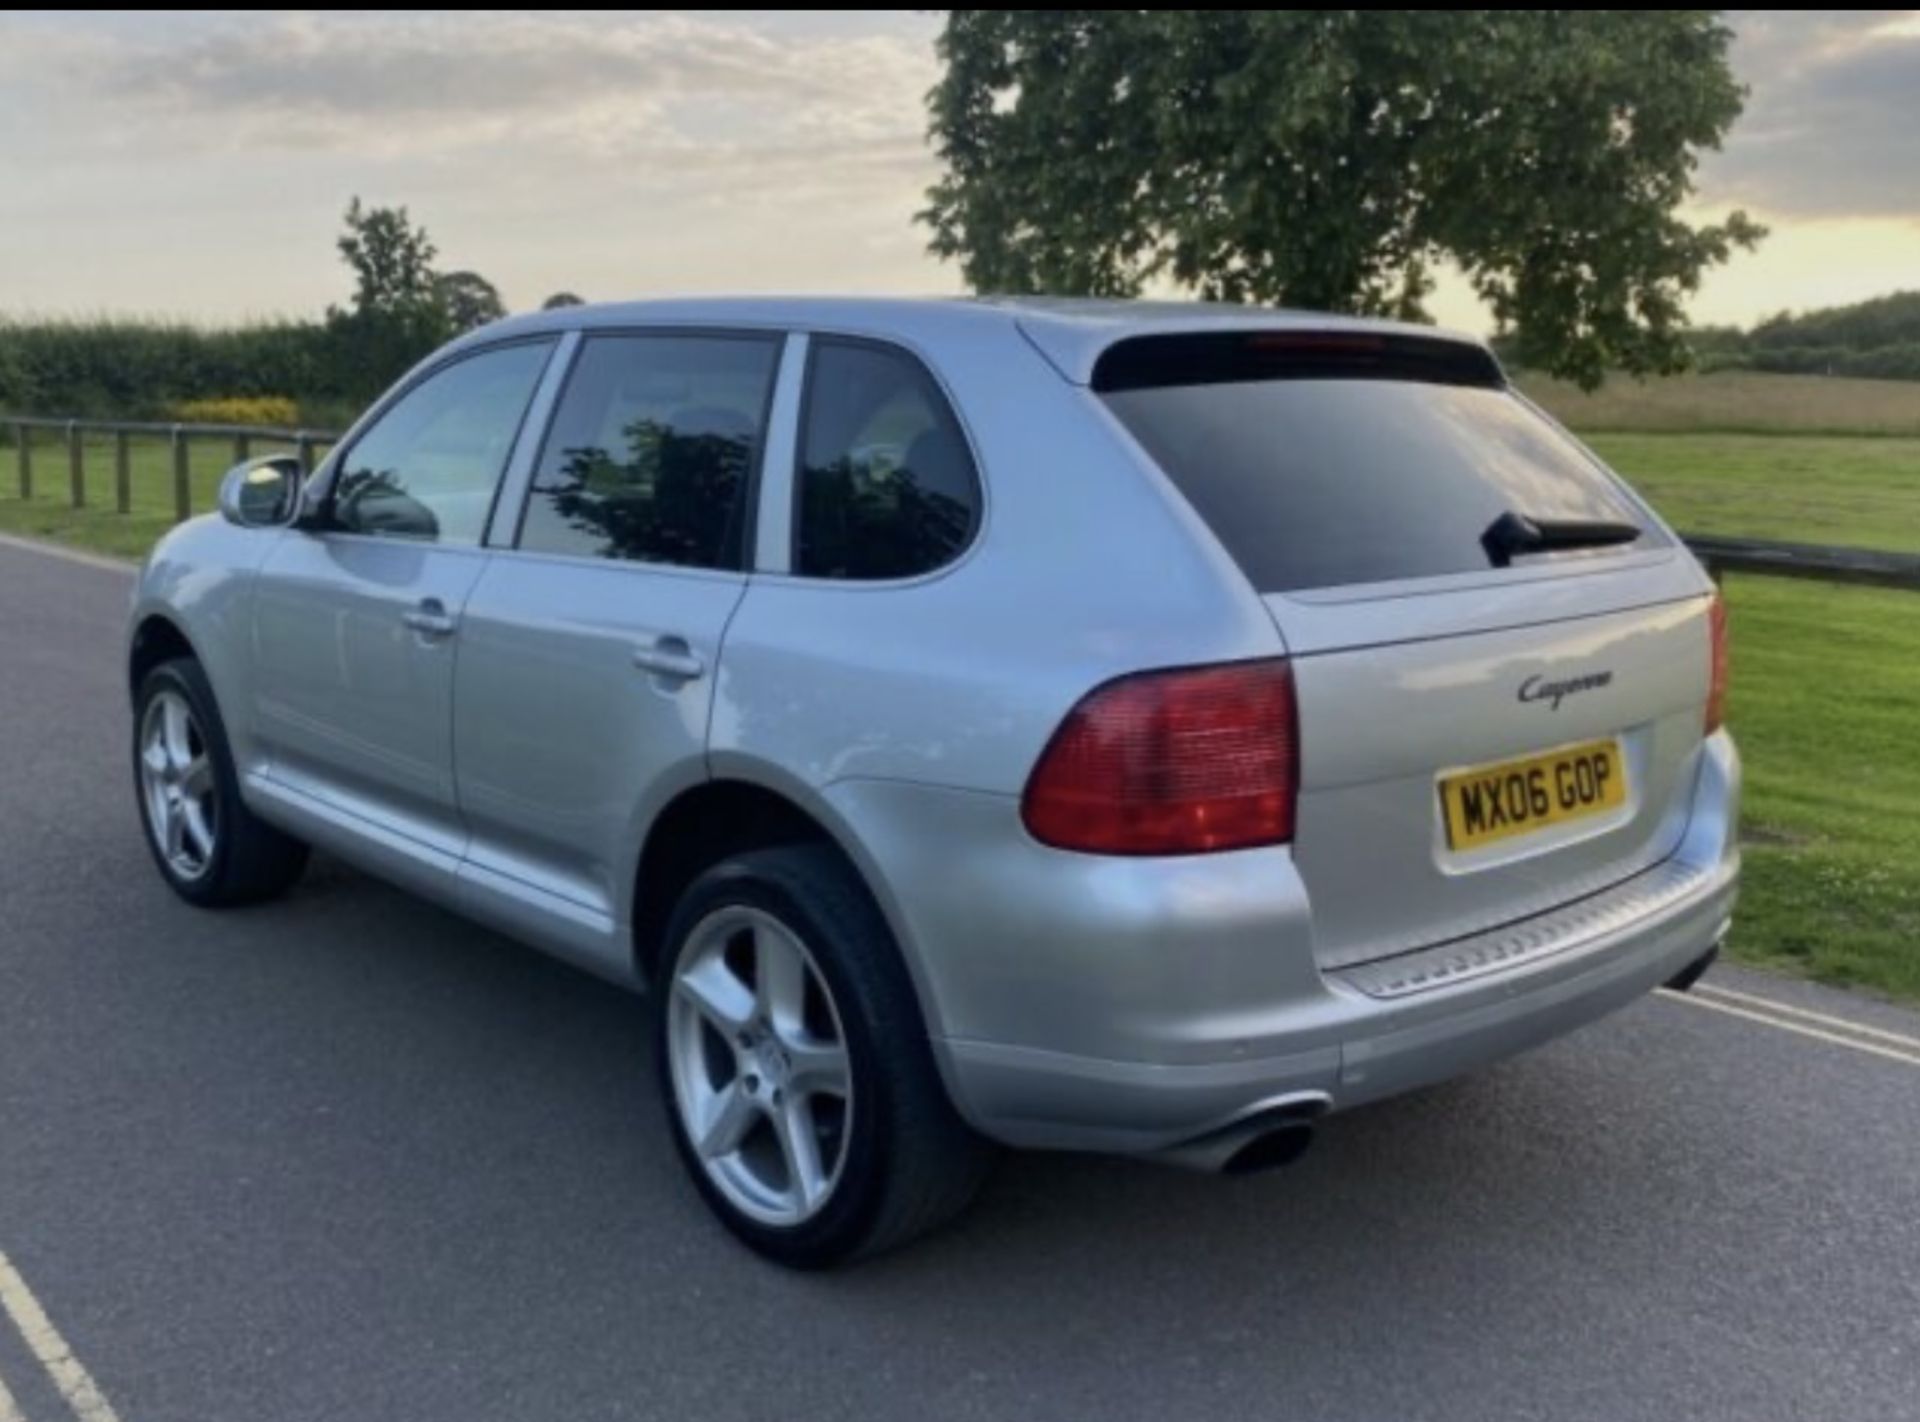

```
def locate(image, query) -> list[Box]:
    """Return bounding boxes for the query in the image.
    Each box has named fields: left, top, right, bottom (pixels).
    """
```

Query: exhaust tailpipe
left=1664, top=941, right=1720, bottom=994
left=1152, top=1093, right=1330, bottom=1173
left=1221, top=1121, right=1316, bottom=1175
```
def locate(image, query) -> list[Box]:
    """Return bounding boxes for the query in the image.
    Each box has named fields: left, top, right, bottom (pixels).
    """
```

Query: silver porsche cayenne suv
left=127, top=298, right=1738, bottom=1266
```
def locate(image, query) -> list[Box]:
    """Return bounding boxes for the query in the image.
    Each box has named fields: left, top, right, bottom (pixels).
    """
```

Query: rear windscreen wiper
left=1481, top=511, right=1642, bottom=567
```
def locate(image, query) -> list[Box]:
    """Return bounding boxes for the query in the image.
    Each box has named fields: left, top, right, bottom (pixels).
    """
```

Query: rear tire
left=654, top=844, right=992, bottom=1267
left=133, top=658, right=308, bottom=907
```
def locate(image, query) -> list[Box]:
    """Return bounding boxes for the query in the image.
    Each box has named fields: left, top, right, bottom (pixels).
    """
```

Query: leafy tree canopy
left=436, top=270, right=507, bottom=333
left=921, top=10, right=1764, bottom=387
left=334, top=198, right=442, bottom=321
left=542, top=292, right=586, bottom=310
left=327, top=199, right=504, bottom=390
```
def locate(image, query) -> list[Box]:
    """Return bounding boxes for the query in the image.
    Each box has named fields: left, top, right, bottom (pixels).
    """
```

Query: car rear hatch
left=1092, top=328, right=1717, bottom=971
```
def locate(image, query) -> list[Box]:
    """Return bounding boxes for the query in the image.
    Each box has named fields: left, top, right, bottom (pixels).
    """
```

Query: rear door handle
left=632, top=638, right=705, bottom=681
left=402, top=601, right=458, bottom=639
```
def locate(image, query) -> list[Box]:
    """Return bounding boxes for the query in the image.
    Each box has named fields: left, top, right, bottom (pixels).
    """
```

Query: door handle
left=632, top=638, right=705, bottom=680
left=402, top=601, right=458, bottom=639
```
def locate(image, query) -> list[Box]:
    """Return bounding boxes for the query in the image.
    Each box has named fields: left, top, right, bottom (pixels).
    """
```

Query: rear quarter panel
left=709, top=321, right=1285, bottom=1049
left=710, top=320, right=1285, bottom=800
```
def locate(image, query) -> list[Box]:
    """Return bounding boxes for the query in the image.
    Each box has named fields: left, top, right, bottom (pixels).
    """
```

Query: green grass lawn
left=1721, top=574, right=1920, bottom=1001
left=1591, top=433, right=1920, bottom=553
left=1593, top=432, right=1920, bottom=1002
left=2, top=413, right=1917, bottom=1003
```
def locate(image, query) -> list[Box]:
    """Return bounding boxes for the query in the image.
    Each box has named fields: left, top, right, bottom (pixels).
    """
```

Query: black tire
left=653, top=844, right=993, bottom=1267
left=133, top=657, right=308, bottom=907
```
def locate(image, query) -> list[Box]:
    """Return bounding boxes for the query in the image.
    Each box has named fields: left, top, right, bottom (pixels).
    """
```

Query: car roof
left=454, top=296, right=1489, bottom=386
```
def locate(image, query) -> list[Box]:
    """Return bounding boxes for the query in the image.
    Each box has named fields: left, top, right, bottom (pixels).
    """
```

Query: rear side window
left=1097, top=333, right=1662, bottom=593
left=795, top=340, right=980, bottom=580
left=519, top=333, right=780, bottom=570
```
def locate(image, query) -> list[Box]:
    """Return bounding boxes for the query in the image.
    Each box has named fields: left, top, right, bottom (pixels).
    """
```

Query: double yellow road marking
left=1659, top=980, right=1920, bottom=1070
left=0, top=1252, right=121, bottom=1422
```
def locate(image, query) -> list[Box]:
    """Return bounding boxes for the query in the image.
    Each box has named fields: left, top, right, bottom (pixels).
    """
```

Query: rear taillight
left=1705, top=594, right=1729, bottom=734
left=1021, top=659, right=1298, bottom=855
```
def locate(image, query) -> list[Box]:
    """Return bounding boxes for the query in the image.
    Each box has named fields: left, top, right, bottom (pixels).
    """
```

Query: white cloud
left=83, top=12, right=936, bottom=171
left=0, top=11, right=951, bottom=317
left=1700, top=10, right=1920, bottom=217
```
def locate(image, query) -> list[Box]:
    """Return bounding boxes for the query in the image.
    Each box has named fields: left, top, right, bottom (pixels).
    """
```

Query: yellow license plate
left=1439, top=738, right=1627, bottom=851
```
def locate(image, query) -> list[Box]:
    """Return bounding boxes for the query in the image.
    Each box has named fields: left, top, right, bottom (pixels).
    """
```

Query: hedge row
left=0, top=312, right=445, bottom=424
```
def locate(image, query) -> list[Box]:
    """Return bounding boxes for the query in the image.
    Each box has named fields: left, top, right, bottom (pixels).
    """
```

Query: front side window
left=795, top=340, right=980, bottom=580
left=518, top=333, right=780, bottom=569
left=331, top=341, right=554, bottom=544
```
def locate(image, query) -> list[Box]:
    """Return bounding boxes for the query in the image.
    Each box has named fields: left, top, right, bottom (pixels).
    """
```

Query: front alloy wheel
left=666, top=905, right=853, bottom=1226
left=138, top=687, right=219, bottom=881
left=132, top=657, right=308, bottom=907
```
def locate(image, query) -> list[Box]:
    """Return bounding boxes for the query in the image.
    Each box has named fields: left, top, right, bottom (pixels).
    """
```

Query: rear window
left=1096, top=333, right=1662, bottom=593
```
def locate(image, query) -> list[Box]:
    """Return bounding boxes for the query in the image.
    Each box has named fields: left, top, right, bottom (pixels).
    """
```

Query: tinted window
left=519, top=334, right=779, bottom=569
left=332, top=341, right=553, bottom=544
left=1099, top=336, right=1661, bottom=593
left=796, top=341, right=979, bottom=580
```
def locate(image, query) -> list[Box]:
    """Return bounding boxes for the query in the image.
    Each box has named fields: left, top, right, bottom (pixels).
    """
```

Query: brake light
left=1705, top=594, right=1729, bottom=734
left=1021, top=660, right=1298, bottom=855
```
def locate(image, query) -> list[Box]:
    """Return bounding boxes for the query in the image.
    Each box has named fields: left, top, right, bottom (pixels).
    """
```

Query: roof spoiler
left=1090, top=329, right=1506, bottom=393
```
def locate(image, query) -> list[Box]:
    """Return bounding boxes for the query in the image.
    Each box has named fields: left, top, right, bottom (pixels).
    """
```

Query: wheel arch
left=631, top=761, right=940, bottom=1032
left=128, top=612, right=201, bottom=705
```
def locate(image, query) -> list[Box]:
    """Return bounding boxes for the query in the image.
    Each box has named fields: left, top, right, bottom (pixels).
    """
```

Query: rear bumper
left=944, top=853, right=1733, bottom=1153
left=829, top=731, right=1739, bottom=1157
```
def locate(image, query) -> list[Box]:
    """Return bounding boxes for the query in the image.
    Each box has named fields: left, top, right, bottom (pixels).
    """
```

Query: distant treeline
left=0, top=199, right=541, bottom=426
left=1686, top=290, right=1920, bottom=380
left=1501, top=290, right=1920, bottom=382
left=0, top=316, right=414, bottom=427
left=10, top=286, right=1920, bottom=425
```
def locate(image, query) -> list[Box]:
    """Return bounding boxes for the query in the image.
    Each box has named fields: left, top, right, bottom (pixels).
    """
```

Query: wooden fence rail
left=6, top=416, right=339, bottom=523
left=1683, top=534, right=1920, bottom=592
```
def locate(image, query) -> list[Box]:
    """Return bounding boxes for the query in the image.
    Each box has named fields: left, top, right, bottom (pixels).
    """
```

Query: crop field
left=1519, top=368, right=1920, bottom=437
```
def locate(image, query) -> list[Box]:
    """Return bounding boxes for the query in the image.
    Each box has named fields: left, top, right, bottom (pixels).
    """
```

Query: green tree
left=436, top=270, right=507, bottom=333
left=334, top=198, right=442, bottom=320
left=921, top=10, right=1764, bottom=387
left=326, top=198, right=453, bottom=397
left=542, top=291, right=586, bottom=310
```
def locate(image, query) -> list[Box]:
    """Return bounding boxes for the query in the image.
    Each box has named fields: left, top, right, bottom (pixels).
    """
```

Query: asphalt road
left=2, top=533, right=1918, bottom=1422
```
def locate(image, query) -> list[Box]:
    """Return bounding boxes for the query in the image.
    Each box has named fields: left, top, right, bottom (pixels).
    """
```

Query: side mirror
left=217, top=456, right=303, bottom=529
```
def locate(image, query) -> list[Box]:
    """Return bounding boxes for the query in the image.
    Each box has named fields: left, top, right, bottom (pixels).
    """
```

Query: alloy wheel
left=666, top=906, right=853, bottom=1226
left=138, top=688, right=218, bottom=882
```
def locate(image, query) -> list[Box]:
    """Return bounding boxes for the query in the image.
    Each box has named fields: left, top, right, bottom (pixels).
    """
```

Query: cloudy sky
left=1, top=10, right=1915, bottom=332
